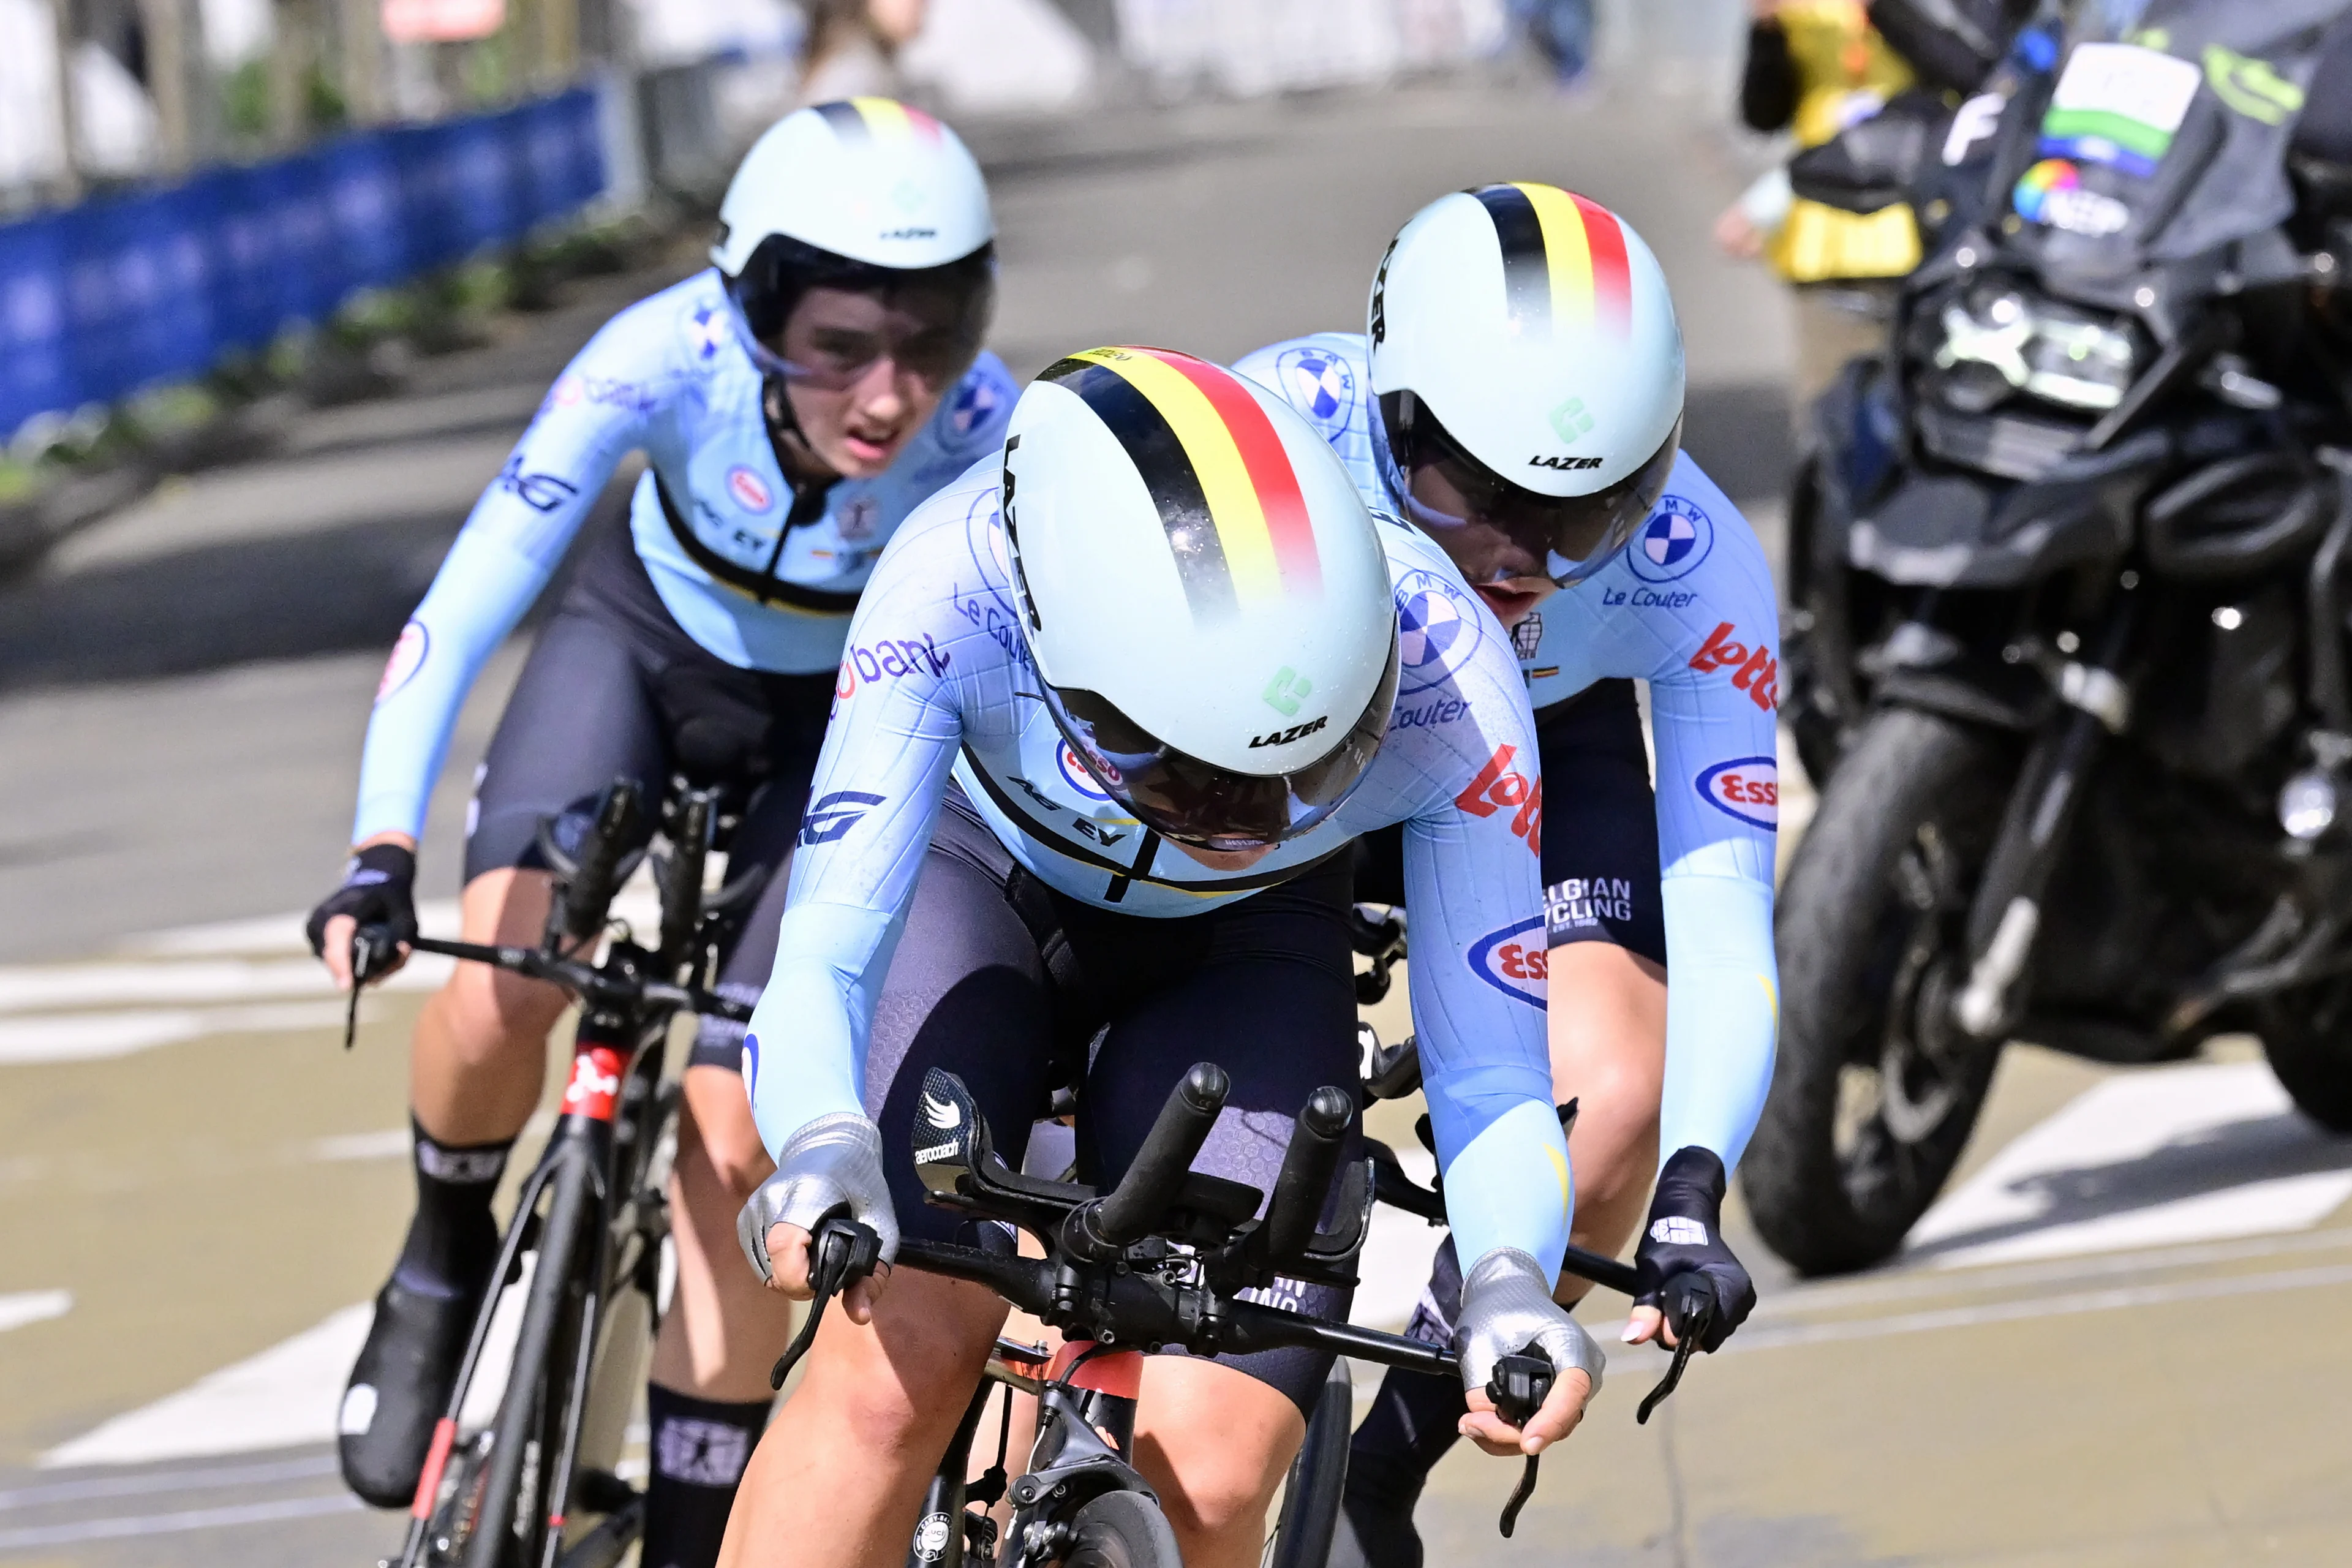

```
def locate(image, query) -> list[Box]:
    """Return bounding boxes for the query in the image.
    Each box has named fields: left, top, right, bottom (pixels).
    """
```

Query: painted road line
left=120, top=883, right=668, bottom=960
left=0, top=1491, right=361, bottom=1551
left=0, top=1292, right=70, bottom=1335
left=45, top=1265, right=531, bottom=1468
left=1907, top=1060, right=2352, bottom=1267
left=0, top=1453, right=337, bottom=1512
left=0, top=1002, right=363, bottom=1066
left=0, top=954, right=453, bottom=1015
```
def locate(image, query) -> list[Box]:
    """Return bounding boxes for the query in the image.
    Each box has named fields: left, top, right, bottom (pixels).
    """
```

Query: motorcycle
left=1747, top=0, right=2352, bottom=1275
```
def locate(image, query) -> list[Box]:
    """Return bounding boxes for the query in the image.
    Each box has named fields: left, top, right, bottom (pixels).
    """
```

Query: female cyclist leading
left=304, top=99, right=1014, bottom=1566
left=723, top=348, right=1601, bottom=1568
left=1237, top=186, right=1779, bottom=1567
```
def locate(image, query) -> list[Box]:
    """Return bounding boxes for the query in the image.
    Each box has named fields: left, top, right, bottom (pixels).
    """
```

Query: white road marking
left=43, top=1264, right=531, bottom=1468
left=0, top=1453, right=337, bottom=1510
left=304, top=1129, right=415, bottom=1163
left=0, top=955, right=452, bottom=1015
left=0, top=1491, right=361, bottom=1550
left=1907, top=1060, right=2352, bottom=1267
left=119, top=883, right=666, bottom=959
left=0, top=1290, right=71, bottom=1335
left=0, top=1002, right=361, bottom=1065
left=1350, top=1146, right=1442, bottom=1331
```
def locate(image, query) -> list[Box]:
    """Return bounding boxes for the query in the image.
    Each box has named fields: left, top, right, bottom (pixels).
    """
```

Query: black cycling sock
left=393, top=1117, right=511, bottom=1295
left=642, top=1385, right=771, bottom=1568
left=1347, top=1365, right=1467, bottom=1513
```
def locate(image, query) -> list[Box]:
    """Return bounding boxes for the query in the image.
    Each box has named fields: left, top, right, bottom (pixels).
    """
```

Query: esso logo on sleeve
left=726, top=465, right=775, bottom=513
left=1057, top=741, right=1114, bottom=801
left=1466, top=915, right=1549, bottom=1009
left=1695, top=756, right=1779, bottom=830
left=375, top=622, right=429, bottom=704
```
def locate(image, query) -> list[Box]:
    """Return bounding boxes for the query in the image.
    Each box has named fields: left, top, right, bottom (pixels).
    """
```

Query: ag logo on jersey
left=1626, top=494, right=1713, bottom=583
left=1276, top=347, right=1355, bottom=423
left=1695, top=756, right=1779, bottom=830
left=1395, top=568, right=1485, bottom=695
left=1467, top=915, right=1549, bottom=1009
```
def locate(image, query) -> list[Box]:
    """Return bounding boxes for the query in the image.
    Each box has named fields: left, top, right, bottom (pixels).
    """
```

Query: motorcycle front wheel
left=1741, top=707, right=2016, bottom=1274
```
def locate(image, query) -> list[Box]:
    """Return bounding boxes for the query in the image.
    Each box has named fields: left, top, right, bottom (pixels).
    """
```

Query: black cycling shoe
left=337, top=1266, right=492, bottom=1509
left=1327, top=1486, right=1425, bottom=1568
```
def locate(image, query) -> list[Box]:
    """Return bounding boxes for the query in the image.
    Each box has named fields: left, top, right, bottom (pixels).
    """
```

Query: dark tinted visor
left=1379, top=391, right=1680, bottom=586
left=723, top=233, right=995, bottom=392
left=1041, top=636, right=1401, bottom=852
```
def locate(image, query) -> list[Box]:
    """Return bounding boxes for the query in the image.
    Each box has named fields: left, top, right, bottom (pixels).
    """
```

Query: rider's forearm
left=1656, top=873, right=1777, bottom=1171
left=351, top=526, right=557, bottom=843
left=742, top=902, right=903, bottom=1160
left=1438, top=1096, right=1575, bottom=1290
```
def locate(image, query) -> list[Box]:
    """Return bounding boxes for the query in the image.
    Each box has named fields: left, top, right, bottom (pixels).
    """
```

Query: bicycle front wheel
left=1264, top=1359, right=1351, bottom=1568
left=1060, top=1491, right=1181, bottom=1568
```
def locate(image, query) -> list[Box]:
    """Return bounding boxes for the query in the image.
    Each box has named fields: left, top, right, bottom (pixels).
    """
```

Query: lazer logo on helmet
left=1529, top=454, right=1605, bottom=470
left=1455, top=743, right=1541, bottom=855
left=1466, top=915, right=1548, bottom=1008
left=1250, top=715, right=1329, bottom=748
left=880, top=227, right=938, bottom=241
left=1689, top=621, right=1778, bottom=711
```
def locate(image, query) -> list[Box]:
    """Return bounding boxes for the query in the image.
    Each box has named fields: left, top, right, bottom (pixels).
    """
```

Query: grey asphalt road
left=7, top=71, right=2350, bottom=1568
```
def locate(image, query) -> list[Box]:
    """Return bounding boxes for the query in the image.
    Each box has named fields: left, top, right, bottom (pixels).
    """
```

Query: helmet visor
left=723, top=233, right=996, bottom=393
left=1379, top=392, right=1680, bottom=586
left=1039, top=636, right=1401, bottom=853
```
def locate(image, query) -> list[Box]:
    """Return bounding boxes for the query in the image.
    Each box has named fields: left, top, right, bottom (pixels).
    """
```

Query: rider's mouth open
left=1474, top=582, right=1547, bottom=627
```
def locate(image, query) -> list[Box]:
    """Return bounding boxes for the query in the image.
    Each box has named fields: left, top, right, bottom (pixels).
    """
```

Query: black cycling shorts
left=863, top=792, right=1360, bottom=1414
left=464, top=514, right=832, bottom=1066
left=1351, top=677, right=1665, bottom=967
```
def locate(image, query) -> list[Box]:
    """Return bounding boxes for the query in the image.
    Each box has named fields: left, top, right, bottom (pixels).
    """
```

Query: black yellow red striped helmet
left=1001, top=347, right=1400, bottom=851
left=1369, top=184, right=1685, bottom=586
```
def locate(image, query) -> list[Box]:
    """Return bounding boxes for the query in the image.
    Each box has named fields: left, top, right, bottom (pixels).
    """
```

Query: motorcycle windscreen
left=2008, top=1, right=2335, bottom=273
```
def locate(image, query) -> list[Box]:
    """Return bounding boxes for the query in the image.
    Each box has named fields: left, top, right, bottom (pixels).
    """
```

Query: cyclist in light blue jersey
left=722, top=349, right=1603, bottom=1568
left=1237, top=186, right=1779, bottom=1568
left=305, top=99, right=1014, bottom=1558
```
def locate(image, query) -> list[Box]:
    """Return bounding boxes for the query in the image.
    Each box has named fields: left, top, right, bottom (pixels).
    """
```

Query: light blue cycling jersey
left=1237, top=331, right=1780, bottom=1172
left=741, top=456, right=1577, bottom=1283
left=351, top=270, right=1017, bottom=843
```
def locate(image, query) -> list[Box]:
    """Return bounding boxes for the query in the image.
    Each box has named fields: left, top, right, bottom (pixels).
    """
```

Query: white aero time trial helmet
left=1003, top=347, right=1401, bottom=851
left=712, top=98, right=996, bottom=393
left=1369, top=184, right=1685, bottom=586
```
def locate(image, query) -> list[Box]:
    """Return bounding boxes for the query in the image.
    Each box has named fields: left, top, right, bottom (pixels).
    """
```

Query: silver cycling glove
left=1454, top=1247, right=1607, bottom=1403
left=737, top=1112, right=900, bottom=1285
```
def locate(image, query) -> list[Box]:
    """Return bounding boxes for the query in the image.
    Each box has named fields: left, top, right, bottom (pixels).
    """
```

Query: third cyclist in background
left=1238, top=185, right=1779, bottom=1566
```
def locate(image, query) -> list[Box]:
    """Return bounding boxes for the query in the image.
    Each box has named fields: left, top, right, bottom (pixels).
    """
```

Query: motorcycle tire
left=1741, top=707, right=2014, bottom=1275
left=2256, top=986, right=2352, bottom=1133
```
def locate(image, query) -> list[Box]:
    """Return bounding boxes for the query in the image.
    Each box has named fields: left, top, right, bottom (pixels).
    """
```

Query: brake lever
left=1486, top=1349, right=1553, bottom=1538
left=341, top=924, right=401, bottom=1050
left=1635, top=1273, right=1718, bottom=1425
left=768, top=1212, right=883, bottom=1390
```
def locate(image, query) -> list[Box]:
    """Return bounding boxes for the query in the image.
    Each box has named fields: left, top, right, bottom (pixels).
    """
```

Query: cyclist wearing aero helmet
left=306, top=100, right=1013, bottom=1558
left=1238, top=186, right=1779, bottom=1567
left=717, top=349, right=1600, bottom=1568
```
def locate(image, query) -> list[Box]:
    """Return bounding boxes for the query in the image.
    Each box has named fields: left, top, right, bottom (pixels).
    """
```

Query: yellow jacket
left=1766, top=1, right=1923, bottom=283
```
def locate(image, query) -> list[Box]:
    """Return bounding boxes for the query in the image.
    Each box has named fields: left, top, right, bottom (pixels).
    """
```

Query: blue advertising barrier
left=0, top=87, right=606, bottom=439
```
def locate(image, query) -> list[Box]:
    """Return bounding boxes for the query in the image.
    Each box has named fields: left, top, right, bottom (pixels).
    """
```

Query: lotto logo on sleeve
left=560, top=1046, right=627, bottom=1121
left=1455, top=743, right=1542, bottom=854
left=1467, top=915, right=1549, bottom=1008
left=1695, top=756, right=1779, bottom=830
left=1689, top=621, right=1778, bottom=711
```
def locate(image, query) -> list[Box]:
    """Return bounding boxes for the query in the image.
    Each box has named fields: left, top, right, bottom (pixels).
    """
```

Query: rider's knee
left=1148, top=1436, right=1285, bottom=1544
left=429, top=962, right=567, bottom=1061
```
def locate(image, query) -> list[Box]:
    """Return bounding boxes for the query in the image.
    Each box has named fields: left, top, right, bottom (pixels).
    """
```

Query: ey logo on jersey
left=1277, top=347, right=1355, bottom=423
left=1468, top=915, right=1548, bottom=1008
left=1395, top=568, right=1484, bottom=694
left=1696, top=756, right=1778, bottom=830
left=1626, top=494, right=1713, bottom=583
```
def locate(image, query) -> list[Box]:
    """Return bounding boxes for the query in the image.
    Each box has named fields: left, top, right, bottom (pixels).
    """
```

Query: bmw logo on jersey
left=1276, top=347, right=1357, bottom=428
left=1394, top=568, right=1485, bottom=695
left=1626, top=494, right=1713, bottom=584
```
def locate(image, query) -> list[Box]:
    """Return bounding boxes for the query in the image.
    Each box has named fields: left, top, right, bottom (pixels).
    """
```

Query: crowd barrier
left=0, top=87, right=606, bottom=440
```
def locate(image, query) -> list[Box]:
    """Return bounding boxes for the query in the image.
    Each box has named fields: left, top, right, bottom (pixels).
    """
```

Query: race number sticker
left=2041, top=42, right=2201, bottom=176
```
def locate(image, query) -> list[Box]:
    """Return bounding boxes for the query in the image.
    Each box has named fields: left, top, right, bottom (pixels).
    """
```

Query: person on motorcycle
left=718, top=348, right=1602, bottom=1568
left=305, top=99, right=1012, bottom=1563
left=1235, top=186, right=1780, bottom=1567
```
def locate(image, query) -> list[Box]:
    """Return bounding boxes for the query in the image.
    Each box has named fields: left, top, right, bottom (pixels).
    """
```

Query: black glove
left=1632, top=1147, right=1756, bottom=1353
left=305, top=843, right=418, bottom=962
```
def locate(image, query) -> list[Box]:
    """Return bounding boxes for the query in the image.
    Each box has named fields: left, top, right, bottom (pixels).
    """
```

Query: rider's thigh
left=1131, top=1355, right=1308, bottom=1564
left=1547, top=941, right=1666, bottom=1252
left=429, top=868, right=572, bottom=1046
left=650, top=1067, right=790, bottom=1400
